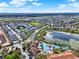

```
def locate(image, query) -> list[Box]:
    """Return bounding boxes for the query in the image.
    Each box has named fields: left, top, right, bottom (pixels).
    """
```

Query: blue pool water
left=38, top=32, right=74, bottom=54
left=38, top=42, right=60, bottom=54
left=44, top=32, right=79, bottom=41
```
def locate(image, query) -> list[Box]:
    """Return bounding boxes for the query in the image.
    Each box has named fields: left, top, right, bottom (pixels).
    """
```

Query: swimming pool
left=38, top=42, right=60, bottom=54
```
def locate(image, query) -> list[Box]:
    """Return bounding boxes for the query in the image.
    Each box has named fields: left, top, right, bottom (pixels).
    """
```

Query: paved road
left=6, top=25, right=30, bottom=59
left=24, top=26, right=46, bottom=43
left=6, top=25, right=46, bottom=59
left=6, top=25, right=22, bottom=41
left=13, top=43, right=29, bottom=59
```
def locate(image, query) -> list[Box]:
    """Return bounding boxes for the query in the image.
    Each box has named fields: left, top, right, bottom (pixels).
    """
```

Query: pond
left=44, top=31, right=79, bottom=41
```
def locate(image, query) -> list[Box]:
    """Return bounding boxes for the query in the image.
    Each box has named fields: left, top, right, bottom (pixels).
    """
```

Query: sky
left=0, top=0, right=79, bottom=13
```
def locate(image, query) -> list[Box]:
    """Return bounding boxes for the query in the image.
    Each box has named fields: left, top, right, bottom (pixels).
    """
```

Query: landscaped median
left=35, top=26, right=49, bottom=41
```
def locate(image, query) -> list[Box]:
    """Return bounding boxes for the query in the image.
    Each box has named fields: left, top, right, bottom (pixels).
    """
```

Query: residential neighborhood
left=0, top=14, right=79, bottom=59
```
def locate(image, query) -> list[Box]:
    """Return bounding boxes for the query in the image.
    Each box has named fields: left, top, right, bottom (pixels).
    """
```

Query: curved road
left=24, top=26, right=46, bottom=43
left=6, top=25, right=29, bottom=59
left=6, top=25, right=46, bottom=59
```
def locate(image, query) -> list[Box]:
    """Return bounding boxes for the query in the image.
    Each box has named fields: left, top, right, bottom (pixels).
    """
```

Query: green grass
left=29, top=21, right=42, bottom=27
left=17, top=26, right=25, bottom=30
left=53, top=28, right=79, bottom=34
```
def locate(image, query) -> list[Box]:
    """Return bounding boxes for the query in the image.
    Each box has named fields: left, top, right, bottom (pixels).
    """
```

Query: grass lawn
left=29, top=21, right=41, bottom=27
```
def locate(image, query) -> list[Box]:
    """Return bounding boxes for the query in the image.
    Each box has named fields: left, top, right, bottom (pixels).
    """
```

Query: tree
left=35, top=54, right=46, bottom=59
left=5, top=51, right=20, bottom=59
left=5, top=55, right=13, bottom=59
left=53, top=48, right=62, bottom=54
left=12, top=52, right=19, bottom=59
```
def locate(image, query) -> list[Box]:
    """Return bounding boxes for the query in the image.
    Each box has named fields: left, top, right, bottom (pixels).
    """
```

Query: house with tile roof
left=47, top=50, right=79, bottom=59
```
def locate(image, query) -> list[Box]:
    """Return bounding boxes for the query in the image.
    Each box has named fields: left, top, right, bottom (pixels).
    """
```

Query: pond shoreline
left=44, top=31, right=79, bottom=41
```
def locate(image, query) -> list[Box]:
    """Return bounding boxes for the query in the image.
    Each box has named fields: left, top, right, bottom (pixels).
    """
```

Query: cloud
left=57, top=4, right=66, bottom=9
left=0, top=0, right=43, bottom=13
left=10, top=0, right=39, bottom=7
left=67, top=0, right=77, bottom=2
left=54, top=2, right=79, bottom=13
left=70, top=3, right=79, bottom=8
left=1, top=0, right=79, bottom=13
left=58, top=2, right=79, bottom=9
left=10, top=0, right=26, bottom=7
left=32, top=2, right=42, bottom=6
left=27, top=0, right=38, bottom=2
left=0, top=2, right=9, bottom=10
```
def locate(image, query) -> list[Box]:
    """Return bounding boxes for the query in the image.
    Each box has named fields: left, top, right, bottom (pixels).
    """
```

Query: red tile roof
left=0, top=30, right=6, bottom=44
left=30, top=47, right=40, bottom=54
left=47, top=51, right=79, bottom=59
left=29, top=41, right=40, bottom=55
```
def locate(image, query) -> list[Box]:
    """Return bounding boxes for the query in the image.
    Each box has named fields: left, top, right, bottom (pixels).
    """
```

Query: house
left=47, top=50, right=79, bottom=59
left=29, top=41, right=41, bottom=55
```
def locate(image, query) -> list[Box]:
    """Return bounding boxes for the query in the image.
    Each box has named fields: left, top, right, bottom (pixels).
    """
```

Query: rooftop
left=47, top=51, right=79, bottom=59
left=0, top=29, right=7, bottom=44
left=0, top=27, right=10, bottom=46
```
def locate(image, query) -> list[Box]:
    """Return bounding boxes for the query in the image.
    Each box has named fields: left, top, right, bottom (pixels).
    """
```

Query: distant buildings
left=52, top=21, right=79, bottom=30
